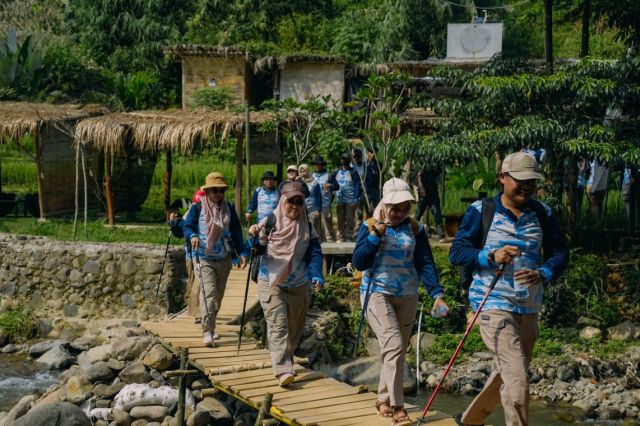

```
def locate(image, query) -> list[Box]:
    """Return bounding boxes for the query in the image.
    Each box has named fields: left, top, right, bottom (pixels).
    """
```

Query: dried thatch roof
left=254, top=54, right=347, bottom=72
left=164, top=44, right=250, bottom=59
left=0, top=102, right=107, bottom=144
left=74, top=109, right=276, bottom=155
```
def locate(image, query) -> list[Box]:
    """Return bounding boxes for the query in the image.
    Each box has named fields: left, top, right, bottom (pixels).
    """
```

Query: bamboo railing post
left=235, top=134, right=243, bottom=218
left=105, top=151, right=115, bottom=225
left=164, top=149, right=172, bottom=221
left=255, top=392, right=273, bottom=426
left=34, top=131, right=45, bottom=220
left=176, top=347, right=188, bottom=426
left=245, top=102, right=251, bottom=205
left=80, top=144, right=88, bottom=239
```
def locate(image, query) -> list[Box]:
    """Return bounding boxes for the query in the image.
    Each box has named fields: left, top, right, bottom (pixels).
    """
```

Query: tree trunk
left=580, top=0, right=591, bottom=58
left=544, top=0, right=554, bottom=72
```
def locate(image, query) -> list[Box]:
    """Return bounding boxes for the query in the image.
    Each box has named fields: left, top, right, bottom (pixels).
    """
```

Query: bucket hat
left=201, top=172, right=229, bottom=190
left=261, top=171, right=276, bottom=180
left=312, top=155, right=327, bottom=165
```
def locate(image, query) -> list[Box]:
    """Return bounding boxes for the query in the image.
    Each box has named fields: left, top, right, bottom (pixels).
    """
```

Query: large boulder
left=113, top=384, right=179, bottom=412
left=13, top=402, right=91, bottom=426
left=81, top=344, right=113, bottom=365
left=579, top=326, right=602, bottom=340
left=196, top=398, right=232, bottom=426
left=83, top=361, right=116, bottom=383
left=608, top=321, right=636, bottom=341
left=0, top=394, right=35, bottom=426
left=36, top=345, right=74, bottom=370
left=337, top=356, right=415, bottom=393
left=64, top=376, right=93, bottom=404
left=410, top=332, right=436, bottom=353
left=28, top=340, right=69, bottom=357
left=119, top=361, right=152, bottom=384
left=112, top=337, right=152, bottom=361
left=142, top=345, right=173, bottom=371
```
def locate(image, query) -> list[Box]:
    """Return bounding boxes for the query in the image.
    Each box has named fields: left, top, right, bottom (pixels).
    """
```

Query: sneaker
left=212, top=333, right=219, bottom=340
left=278, top=372, right=295, bottom=387
left=202, top=332, right=215, bottom=347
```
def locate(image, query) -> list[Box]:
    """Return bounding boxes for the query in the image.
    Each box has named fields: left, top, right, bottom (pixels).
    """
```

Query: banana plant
left=0, top=28, right=43, bottom=95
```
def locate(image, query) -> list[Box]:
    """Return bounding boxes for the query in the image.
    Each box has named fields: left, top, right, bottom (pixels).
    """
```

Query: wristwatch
left=488, top=250, right=496, bottom=264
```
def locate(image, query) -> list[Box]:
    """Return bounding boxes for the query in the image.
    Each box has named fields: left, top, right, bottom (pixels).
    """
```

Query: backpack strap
left=479, top=197, right=496, bottom=249
left=528, top=200, right=551, bottom=261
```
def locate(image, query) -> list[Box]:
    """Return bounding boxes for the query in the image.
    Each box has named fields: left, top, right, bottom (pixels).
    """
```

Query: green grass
left=0, top=307, right=37, bottom=343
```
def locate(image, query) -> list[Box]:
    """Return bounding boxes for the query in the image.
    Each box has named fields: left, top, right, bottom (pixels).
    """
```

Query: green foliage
left=424, top=328, right=485, bottom=364
left=0, top=28, right=43, bottom=97
left=191, top=86, right=238, bottom=111
left=0, top=307, right=36, bottom=343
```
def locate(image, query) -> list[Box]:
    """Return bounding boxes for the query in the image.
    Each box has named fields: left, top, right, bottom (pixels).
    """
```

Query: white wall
left=279, top=62, right=345, bottom=102
left=447, top=23, right=503, bottom=62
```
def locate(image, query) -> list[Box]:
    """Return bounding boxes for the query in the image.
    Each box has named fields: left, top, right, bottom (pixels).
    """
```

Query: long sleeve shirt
left=352, top=220, right=443, bottom=299
left=183, top=201, right=246, bottom=261
left=335, top=167, right=361, bottom=205
left=247, top=186, right=280, bottom=222
left=312, top=171, right=339, bottom=209
left=449, top=194, right=569, bottom=314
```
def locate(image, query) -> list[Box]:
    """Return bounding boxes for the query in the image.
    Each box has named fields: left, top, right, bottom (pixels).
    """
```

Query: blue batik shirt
left=247, top=187, right=280, bottom=222
left=335, top=168, right=360, bottom=205
left=312, top=171, right=335, bottom=209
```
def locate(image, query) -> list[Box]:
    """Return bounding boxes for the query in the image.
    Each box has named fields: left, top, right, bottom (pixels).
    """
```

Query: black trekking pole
left=193, top=251, right=216, bottom=344
left=154, top=227, right=173, bottom=301
left=417, top=263, right=506, bottom=424
left=237, top=238, right=255, bottom=355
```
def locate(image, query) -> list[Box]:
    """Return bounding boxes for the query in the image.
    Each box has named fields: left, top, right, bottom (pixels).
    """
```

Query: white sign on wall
left=446, top=23, right=503, bottom=62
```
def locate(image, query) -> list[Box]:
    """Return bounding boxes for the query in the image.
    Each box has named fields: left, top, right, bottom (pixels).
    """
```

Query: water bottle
left=431, top=303, right=449, bottom=318
left=512, top=255, right=529, bottom=301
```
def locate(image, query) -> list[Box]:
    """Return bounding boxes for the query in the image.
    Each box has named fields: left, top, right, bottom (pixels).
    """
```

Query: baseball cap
left=280, top=181, right=305, bottom=199
left=502, top=152, right=544, bottom=180
left=287, top=165, right=298, bottom=172
left=381, top=178, right=416, bottom=205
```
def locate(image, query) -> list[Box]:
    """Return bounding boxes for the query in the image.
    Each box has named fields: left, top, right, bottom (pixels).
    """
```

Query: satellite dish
left=461, top=25, right=491, bottom=54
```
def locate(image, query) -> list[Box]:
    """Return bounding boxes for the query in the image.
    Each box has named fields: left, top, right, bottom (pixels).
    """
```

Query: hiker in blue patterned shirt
left=353, top=177, right=448, bottom=426
left=449, top=152, right=569, bottom=426
left=311, top=155, right=339, bottom=242
left=245, top=171, right=280, bottom=224
left=335, top=152, right=361, bottom=242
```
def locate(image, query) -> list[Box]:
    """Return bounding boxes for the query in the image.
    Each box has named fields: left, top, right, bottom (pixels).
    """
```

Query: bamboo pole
left=73, top=144, right=80, bottom=239
left=245, top=102, right=251, bottom=206
left=81, top=145, right=88, bottom=239
left=164, top=149, right=173, bottom=221
left=105, top=151, right=115, bottom=225
left=255, top=393, right=273, bottom=426
left=176, top=347, right=188, bottom=426
left=34, top=131, right=45, bottom=220
left=235, top=128, right=244, bottom=218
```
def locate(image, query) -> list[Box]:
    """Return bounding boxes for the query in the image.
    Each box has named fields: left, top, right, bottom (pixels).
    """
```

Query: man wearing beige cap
left=450, top=152, right=569, bottom=426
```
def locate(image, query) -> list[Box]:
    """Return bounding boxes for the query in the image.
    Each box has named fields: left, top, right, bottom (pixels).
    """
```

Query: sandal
left=392, top=407, right=413, bottom=426
left=375, top=400, right=393, bottom=418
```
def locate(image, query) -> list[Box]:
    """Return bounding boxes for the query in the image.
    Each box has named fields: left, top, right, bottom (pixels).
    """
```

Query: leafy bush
left=191, top=86, right=238, bottom=111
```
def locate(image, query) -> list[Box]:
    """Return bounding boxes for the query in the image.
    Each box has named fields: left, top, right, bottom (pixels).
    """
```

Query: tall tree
left=580, top=0, right=591, bottom=57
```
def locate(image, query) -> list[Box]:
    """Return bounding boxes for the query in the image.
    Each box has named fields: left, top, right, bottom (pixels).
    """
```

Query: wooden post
left=73, top=144, right=79, bottom=239
left=104, top=151, right=115, bottom=225
left=34, top=131, right=45, bottom=220
left=80, top=145, right=88, bottom=239
left=544, top=0, right=554, bottom=72
left=235, top=130, right=244, bottom=218
left=255, top=392, right=273, bottom=426
left=176, top=347, right=188, bottom=426
left=580, top=0, right=591, bottom=58
left=245, top=102, right=251, bottom=205
left=164, top=149, right=173, bottom=220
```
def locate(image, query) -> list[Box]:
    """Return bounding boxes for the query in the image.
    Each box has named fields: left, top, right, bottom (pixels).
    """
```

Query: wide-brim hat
left=381, top=178, right=416, bottom=205
left=311, top=155, right=327, bottom=165
left=201, top=172, right=229, bottom=190
left=280, top=181, right=305, bottom=199
left=502, top=152, right=544, bottom=180
left=262, top=171, right=276, bottom=180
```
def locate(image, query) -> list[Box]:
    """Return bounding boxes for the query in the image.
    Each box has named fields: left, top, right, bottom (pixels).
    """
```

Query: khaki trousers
left=258, top=280, right=311, bottom=376
left=363, top=292, right=418, bottom=407
left=196, top=257, right=232, bottom=334
left=320, top=207, right=336, bottom=243
left=336, top=203, right=357, bottom=242
left=462, top=311, right=538, bottom=426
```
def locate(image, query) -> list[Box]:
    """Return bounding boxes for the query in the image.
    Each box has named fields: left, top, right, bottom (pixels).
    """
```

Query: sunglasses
left=286, top=198, right=305, bottom=206
left=207, top=188, right=226, bottom=194
left=506, top=173, right=538, bottom=188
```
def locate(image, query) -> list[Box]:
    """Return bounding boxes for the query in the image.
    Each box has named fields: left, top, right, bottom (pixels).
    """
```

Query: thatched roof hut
left=0, top=102, right=107, bottom=219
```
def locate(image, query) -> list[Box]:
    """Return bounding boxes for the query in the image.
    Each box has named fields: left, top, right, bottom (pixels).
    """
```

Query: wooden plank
left=272, top=387, right=362, bottom=406
left=325, top=414, right=390, bottom=426
left=242, top=378, right=346, bottom=399
left=277, top=392, right=375, bottom=412
left=286, top=399, right=374, bottom=419
left=209, top=364, right=305, bottom=382
left=197, top=356, right=272, bottom=367
left=297, top=406, right=382, bottom=424
left=231, top=371, right=324, bottom=391
left=191, top=349, right=268, bottom=359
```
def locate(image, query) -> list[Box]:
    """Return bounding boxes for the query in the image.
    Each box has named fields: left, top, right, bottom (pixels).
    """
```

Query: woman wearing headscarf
left=184, top=172, right=246, bottom=347
left=248, top=181, right=324, bottom=387
left=353, top=177, right=448, bottom=426
left=298, top=163, right=322, bottom=234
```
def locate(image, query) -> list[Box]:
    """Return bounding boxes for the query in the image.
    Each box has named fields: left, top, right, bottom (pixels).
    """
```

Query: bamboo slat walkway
left=142, top=269, right=454, bottom=426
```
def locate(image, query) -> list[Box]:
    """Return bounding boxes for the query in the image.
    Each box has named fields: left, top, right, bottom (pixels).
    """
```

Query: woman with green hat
left=184, top=172, right=247, bottom=346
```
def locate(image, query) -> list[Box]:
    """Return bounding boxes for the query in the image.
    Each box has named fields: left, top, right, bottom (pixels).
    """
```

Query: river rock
left=36, top=345, right=74, bottom=370
left=579, top=326, right=601, bottom=340
left=196, top=398, right=232, bottom=426
left=104, top=382, right=126, bottom=399
left=573, top=398, right=598, bottom=416
left=112, top=336, right=152, bottom=361
left=84, top=344, right=113, bottom=364
left=84, top=361, right=115, bottom=382
left=186, top=410, right=210, bottom=426
left=597, top=406, right=623, bottom=420
left=608, top=321, right=636, bottom=341
left=130, top=405, right=168, bottom=421
left=556, top=365, right=575, bottom=382
left=0, top=394, right=35, bottom=426
left=119, top=361, right=151, bottom=384
left=142, top=345, right=173, bottom=371
left=13, top=402, right=91, bottom=426
left=113, top=408, right=133, bottom=426
left=410, top=332, right=436, bottom=353
left=65, top=375, right=93, bottom=404
left=28, top=339, right=68, bottom=357
left=113, top=384, right=179, bottom=412
left=70, top=336, right=97, bottom=352
left=473, top=352, right=494, bottom=361
left=107, top=358, right=126, bottom=371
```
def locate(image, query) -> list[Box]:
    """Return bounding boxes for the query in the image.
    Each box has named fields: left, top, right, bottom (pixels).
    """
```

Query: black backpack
left=459, top=197, right=550, bottom=289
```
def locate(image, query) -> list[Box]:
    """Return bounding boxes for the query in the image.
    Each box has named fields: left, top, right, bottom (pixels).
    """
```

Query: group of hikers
left=169, top=151, right=570, bottom=426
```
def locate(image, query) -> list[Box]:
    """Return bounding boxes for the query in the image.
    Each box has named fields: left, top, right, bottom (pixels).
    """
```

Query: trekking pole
left=194, top=251, right=216, bottom=342
left=154, top=226, right=173, bottom=301
left=417, top=263, right=506, bottom=424
left=416, top=302, right=424, bottom=397
left=237, top=237, right=255, bottom=355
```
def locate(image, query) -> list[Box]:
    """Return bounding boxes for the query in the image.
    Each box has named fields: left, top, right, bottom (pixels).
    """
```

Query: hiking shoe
left=278, top=372, right=295, bottom=387
left=455, top=413, right=484, bottom=426
left=202, top=332, right=215, bottom=347
left=212, top=333, right=219, bottom=340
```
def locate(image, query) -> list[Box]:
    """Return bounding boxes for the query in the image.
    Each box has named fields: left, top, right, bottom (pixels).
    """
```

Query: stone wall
left=0, top=234, right=186, bottom=320
left=279, top=62, right=345, bottom=103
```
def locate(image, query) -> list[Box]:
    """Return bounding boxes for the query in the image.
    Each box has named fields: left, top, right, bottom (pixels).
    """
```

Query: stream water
left=0, top=354, right=60, bottom=412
